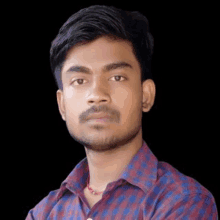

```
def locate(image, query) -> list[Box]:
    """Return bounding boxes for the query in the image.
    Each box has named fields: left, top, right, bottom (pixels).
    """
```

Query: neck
left=85, top=130, right=143, bottom=192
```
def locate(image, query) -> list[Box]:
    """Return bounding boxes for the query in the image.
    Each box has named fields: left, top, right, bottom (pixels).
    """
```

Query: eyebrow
left=64, top=61, right=133, bottom=75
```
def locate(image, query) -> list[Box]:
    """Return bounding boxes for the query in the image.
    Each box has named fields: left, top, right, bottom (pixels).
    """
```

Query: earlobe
left=142, top=100, right=152, bottom=113
left=56, top=90, right=66, bottom=121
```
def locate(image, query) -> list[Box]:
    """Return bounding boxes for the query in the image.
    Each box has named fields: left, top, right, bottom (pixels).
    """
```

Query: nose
left=87, top=80, right=110, bottom=105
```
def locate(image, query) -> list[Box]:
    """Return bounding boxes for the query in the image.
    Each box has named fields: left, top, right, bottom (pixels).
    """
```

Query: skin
left=56, top=36, right=156, bottom=202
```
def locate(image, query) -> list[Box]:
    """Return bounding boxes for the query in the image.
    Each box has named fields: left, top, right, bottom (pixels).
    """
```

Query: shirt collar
left=56, top=139, right=158, bottom=200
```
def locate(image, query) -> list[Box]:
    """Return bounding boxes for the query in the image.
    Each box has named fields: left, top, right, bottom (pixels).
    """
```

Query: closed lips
left=88, top=113, right=110, bottom=120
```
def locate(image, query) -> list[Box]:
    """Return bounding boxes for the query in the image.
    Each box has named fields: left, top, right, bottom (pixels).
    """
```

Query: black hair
left=50, top=5, right=154, bottom=91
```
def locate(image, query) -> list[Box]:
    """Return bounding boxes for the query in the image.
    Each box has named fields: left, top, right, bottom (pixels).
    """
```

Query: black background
left=11, top=1, right=218, bottom=219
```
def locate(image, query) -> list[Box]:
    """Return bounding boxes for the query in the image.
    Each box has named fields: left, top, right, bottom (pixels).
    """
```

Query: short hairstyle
left=50, top=5, right=154, bottom=91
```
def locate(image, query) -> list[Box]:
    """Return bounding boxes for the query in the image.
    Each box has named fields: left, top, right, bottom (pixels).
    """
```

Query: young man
left=26, top=5, right=218, bottom=219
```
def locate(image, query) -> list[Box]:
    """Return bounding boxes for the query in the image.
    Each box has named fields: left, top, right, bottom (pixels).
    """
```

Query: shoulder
left=157, top=161, right=212, bottom=196
left=142, top=162, right=218, bottom=219
left=26, top=189, right=61, bottom=219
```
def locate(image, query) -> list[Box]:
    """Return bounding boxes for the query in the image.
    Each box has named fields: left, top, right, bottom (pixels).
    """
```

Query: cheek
left=64, top=87, right=74, bottom=99
left=64, top=87, right=83, bottom=111
left=63, top=90, right=78, bottom=121
left=115, top=88, right=141, bottom=117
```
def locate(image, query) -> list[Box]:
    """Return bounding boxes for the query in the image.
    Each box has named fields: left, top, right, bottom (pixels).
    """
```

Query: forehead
left=62, top=37, right=139, bottom=74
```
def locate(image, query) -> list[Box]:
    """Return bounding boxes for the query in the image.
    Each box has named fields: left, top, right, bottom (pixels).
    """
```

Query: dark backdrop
left=13, top=1, right=219, bottom=219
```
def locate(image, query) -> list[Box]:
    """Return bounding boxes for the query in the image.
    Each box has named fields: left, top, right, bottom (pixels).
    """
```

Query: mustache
left=79, top=105, right=120, bottom=122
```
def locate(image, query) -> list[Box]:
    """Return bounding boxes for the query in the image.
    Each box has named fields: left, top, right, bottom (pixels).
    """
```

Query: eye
left=110, top=75, right=126, bottom=82
left=71, top=75, right=126, bottom=86
left=71, top=78, right=87, bottom=86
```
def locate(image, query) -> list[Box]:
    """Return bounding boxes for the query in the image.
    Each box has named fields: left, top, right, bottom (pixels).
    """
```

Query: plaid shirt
left=26, top=140, right=218, bottom=219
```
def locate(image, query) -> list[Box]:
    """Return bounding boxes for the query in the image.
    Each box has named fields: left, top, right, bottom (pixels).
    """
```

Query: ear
left=56, top=89, right=66, bottom=121
left=142, top=79, right=156, bottom=112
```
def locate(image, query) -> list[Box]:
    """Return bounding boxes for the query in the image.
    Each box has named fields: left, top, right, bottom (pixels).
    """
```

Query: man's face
left=57, top=36, right=145, bottom=152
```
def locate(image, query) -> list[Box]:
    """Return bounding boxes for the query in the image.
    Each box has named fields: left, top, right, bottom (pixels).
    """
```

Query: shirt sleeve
left=151, top=193, right=218, bottom=220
